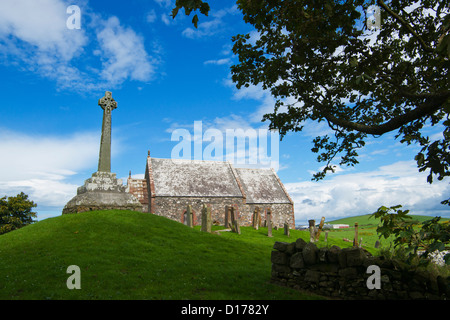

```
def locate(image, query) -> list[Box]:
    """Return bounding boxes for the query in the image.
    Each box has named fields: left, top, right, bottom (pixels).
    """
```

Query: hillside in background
left=328, top=214, right=450, bottom=226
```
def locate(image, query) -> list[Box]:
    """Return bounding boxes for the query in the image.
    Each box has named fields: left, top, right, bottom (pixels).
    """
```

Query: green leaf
left=171, top=7, right=180, bottom=18
left=444, top=253, right=450, bottom=265
left=192, top=14, right=199, bottom=28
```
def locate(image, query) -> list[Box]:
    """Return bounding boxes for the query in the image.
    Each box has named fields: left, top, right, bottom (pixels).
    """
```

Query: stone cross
left=98, top=91, right=117, bottom=173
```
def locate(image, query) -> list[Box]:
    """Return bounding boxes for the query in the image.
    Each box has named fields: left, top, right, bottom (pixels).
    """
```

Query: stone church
left=126, top=152, right=295, bottom=228
left=63, top=91, right=294, bottom=228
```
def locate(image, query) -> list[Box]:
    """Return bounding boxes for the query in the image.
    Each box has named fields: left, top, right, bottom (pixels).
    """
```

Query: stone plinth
left=62, top=172, right=143, bottom=214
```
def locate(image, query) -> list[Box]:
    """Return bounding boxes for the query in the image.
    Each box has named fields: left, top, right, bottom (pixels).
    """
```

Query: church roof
left=145, top=157, right=293, bottom=204
left=234, top=168, right=293, bottom=204
left=149, top=158, right=243, bottom=198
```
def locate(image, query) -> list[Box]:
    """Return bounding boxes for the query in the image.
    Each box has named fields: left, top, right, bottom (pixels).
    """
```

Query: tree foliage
left=173, top=0, right=450, bottom=204
left=171, top=0, right=210, bottom=28
left=371, top=204, right=450, bottom=266
left=0, top=192, right=37, bottom=235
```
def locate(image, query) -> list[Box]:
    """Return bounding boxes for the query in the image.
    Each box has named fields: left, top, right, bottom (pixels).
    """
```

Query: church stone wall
left=151, top=196, right=294, bottom=228
left=152, top=197, right=243, bottom=225
left=240, top=203, right=295, bottom=229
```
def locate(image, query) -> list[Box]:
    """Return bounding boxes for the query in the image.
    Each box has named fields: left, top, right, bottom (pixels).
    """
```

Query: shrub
left=370, top=205, right=450, bottom=266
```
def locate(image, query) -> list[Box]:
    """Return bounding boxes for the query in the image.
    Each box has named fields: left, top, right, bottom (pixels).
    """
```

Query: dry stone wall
left=271, top=239, right=450, bottom=300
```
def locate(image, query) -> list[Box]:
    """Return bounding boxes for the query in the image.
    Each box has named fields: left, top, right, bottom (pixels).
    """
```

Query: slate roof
left=149, top=158, right=243, bottom=198
left=234, top=168, right=292, bottom=204
left=145, top=157, right=292, bottom=205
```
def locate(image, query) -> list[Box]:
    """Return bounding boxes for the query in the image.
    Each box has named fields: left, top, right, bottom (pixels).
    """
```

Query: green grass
left=0, top=210, right=332, bottom=300
left=3, top=210, right=445, bottom=300
left=324, top=214, right=450, bottom=252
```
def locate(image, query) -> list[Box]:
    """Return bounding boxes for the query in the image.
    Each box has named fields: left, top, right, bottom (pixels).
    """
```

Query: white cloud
left=154, top=0, right=173, bottom=8
left=161, top=13, right=173, bottom=26
left=95, top=16, right=155, bottom=85
left=0, top=0, right=158, bottom=91
left=204, top=58, right=231, bottom=65
left=0, top=0, right=90, bottom=89
left=285, top=161, right=450, bottom=223
left=181, top=5, right=238, bottom=39
left=146, top=10, right=157, bottom=23
left=0, top=0, right=87, bottom=61
left=0, top=128, right=102, bottom=214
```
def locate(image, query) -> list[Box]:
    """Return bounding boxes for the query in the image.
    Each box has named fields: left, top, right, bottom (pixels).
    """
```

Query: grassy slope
left=0, top=210, right=332, bottom=300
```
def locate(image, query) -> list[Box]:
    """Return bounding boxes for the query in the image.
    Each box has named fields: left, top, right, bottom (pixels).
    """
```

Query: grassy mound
left=0, top=210, right=328, bottom=300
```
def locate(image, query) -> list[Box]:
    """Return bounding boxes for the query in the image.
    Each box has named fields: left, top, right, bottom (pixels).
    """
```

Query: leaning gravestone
left=232, top=219, right=241, bottom=234
left=62, top=92, right=142, bottom=214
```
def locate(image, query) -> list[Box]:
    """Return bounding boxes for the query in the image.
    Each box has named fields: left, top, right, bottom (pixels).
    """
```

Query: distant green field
left=324, top=214, right=450, bottom=249
left=328, top=214, right=450, bottom=226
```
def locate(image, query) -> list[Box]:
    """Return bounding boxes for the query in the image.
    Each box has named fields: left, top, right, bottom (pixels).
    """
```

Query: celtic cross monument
left=98, top=91, right=116, bottom=173
left=62, top=91, right=142, bottom=214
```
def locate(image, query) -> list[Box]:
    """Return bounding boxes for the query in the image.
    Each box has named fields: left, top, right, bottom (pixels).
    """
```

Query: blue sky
left=0, top=0, right=448, bottom=223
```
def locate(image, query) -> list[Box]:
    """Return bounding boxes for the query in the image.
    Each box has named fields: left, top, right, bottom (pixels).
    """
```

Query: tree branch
left=318, top=94, right=449, bottom=135
left=377, top=0, right=435, bottom=53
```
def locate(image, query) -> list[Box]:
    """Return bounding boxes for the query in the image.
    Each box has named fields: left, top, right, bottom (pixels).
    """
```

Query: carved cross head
left=98, top=91, right=117, bottom=114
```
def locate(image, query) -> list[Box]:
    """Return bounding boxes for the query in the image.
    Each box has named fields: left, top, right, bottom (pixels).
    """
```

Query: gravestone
left=232, top=219, right=241, bottom=234
left=284, top=222, right=290, bottom=237
left=374, top=240, right=380, bottom=249
left=201, top=204, right=212, bottom=233
left=186, top=205, right=193, bottom=228
left=224, top=206, right=231, bottom=228
left=252, top=208, right=260, bottom=229
left=230, top=207, right=236, bottom=225
left=267, top=209, right=273, bottom=237
left=62, top=92, right=143, bottom=214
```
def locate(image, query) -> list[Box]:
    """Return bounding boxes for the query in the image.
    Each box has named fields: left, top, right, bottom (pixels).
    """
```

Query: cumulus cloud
left=285, top=161, right=450, bottom=223
left=95, top=16, right=155, bottom=85
left=0, top=0, right=90, bottom=89
left=0, top=128, right=103, bottom=215
left=0, top=0, right=158, bottom=91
